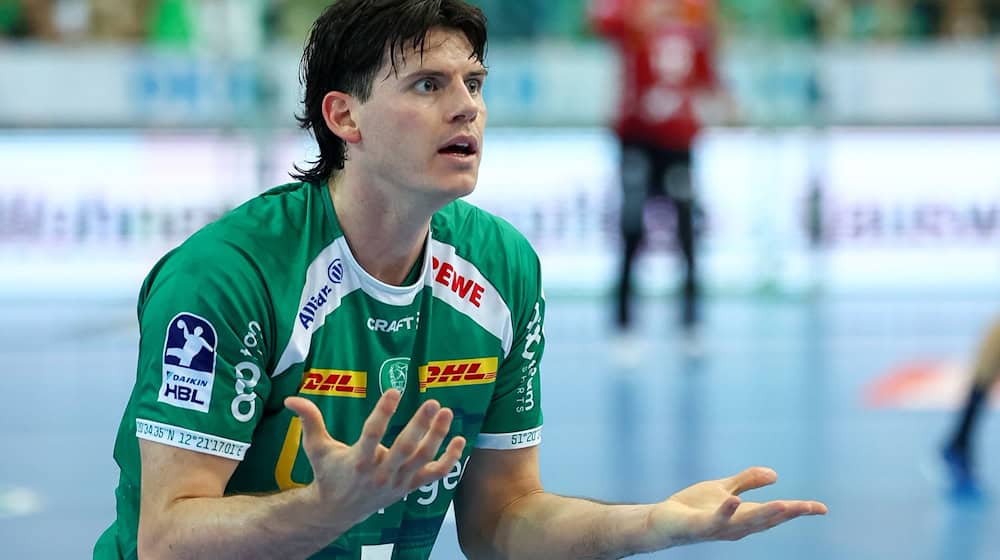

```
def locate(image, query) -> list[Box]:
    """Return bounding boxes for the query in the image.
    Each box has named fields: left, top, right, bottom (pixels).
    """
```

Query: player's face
left=352, top=28, right=487, bottom=202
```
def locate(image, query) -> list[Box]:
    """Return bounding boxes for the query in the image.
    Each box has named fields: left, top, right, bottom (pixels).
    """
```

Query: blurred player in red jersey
left=590, top=0, right=729, bottom=340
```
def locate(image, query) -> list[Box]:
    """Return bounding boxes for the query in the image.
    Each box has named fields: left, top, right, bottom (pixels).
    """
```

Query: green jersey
left=95, top=182, right=545, bottom=560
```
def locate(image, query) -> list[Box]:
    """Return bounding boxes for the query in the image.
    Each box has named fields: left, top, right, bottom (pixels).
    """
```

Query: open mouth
left=438, top=142, right=477, bottom=157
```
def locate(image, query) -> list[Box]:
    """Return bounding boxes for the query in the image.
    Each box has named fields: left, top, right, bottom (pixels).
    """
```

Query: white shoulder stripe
left=273, top=236, right=515, bottom=377
left=476, top=427, right=542, bottom=450
left=135, top=418, right=250, bottom=460
left=272, top=238, right=361, bottom=378
left=427, top=239, right=514, bottom=357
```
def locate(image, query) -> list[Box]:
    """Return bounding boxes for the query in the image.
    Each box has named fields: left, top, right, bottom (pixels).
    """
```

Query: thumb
left=285, top=396, right=337, bottom=454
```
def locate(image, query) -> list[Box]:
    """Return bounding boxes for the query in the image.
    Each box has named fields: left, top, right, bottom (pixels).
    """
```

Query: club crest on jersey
left=379, top=357, right=410, bottom=396
left=159, top=312, right=217, bottom=412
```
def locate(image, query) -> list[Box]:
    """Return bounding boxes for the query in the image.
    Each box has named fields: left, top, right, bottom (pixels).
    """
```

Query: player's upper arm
left=137, top=439, right=239, bottom=551
left=454, top=446, right=543, bottom=556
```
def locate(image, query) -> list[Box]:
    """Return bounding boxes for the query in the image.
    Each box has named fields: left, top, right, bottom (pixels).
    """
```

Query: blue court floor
left=1, top=293, right=998, bottom=559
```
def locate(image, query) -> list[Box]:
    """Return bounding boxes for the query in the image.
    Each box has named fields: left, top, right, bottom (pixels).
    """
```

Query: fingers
left=355, top=389, right=402, bottom=463
left=384, top=400, right=443, bottom=472
left=734, top=502, right=791, bottom=537
left=420, top=409, right=464, bottom=464
left=355, top=393, right=460, bottom=488
left=384, top=402, right=465, bottom=490
left=724, top=467, right=778, bottom=495
left=296, top=390, right=467, bottom=503
left=414, top=435, right=467, bottom=484
left=714, top=496, right=741, bottom=521
left=394, top=403, right=452, bottom=472
left=284, top=396, right=334, bottom=453
left=732, top=500, right=828, bottom=522
left=720, top=500, right=828, bottom=540
left=317, top=391, right=466, bottom=493
left=785, top=500, right=828, bottom=516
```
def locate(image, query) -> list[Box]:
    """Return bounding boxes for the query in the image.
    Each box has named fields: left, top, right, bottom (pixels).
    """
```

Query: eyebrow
left=404, top=68, right=489, bottom=81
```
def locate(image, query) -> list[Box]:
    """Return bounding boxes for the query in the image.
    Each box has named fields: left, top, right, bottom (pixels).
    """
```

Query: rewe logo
left=432, top=257, right=486, bottom=308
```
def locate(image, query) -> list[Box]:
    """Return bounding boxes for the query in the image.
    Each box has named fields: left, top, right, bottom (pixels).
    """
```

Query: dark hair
left=292, top=0, right=488, bottom=185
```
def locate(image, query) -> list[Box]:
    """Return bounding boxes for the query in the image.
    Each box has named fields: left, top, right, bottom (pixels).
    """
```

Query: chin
left=435, top=175, right=479, bottom=198
left=452, top=179, right=478, bottom=197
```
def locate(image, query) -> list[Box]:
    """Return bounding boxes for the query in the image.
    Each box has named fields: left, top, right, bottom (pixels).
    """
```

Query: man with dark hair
left=94, top=1, right=824, bottom=558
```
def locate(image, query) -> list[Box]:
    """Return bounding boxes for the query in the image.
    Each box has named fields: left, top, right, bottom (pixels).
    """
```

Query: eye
left=466, top=79, right=483, bottom=95
left=415, top=78, right=437, bottom=93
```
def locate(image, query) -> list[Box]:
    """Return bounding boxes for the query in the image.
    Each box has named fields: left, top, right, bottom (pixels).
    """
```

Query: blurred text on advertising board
left=3, top=127, right=1000, bottom=298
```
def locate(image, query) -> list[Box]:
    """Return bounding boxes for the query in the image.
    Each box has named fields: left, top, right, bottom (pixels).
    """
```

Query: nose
left=448, top=82, right=481, bottom=124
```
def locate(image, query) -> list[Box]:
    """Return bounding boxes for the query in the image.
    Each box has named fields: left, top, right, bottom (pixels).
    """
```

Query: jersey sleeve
left=476, top=241, right=545, bottom=450
left=130, top=241, right=274, bottom=461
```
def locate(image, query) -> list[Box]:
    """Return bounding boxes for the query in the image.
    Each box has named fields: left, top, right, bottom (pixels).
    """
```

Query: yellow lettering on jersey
left=275, top=416, right=307, bottom=490
left=419, top=358, right=498, bottom=392
left=300, top=369, right=367, bottom=398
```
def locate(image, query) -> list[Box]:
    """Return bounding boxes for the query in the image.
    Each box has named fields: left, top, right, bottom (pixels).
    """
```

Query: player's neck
left=327, top=174, right=434, bottom=287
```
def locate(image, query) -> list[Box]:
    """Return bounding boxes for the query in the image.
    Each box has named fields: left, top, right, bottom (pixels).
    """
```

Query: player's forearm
left=472, top=492, right=656, bottom=560
left=138, top=485, right=353, bottom=559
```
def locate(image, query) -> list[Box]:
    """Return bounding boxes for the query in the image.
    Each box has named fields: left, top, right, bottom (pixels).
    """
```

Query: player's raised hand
left=284, top=390, right=466, bottom=526
left=640, top=467, right=827, bottom=550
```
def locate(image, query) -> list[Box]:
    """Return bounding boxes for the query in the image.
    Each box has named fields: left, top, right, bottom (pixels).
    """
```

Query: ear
left=322, top=91, right=362, bottom=144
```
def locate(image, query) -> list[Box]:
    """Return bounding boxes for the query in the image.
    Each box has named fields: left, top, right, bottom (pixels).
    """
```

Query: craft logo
left=367, top=315, right=418, bottom=333
left=299, top=370, right=367, bottom=398
left=159, top=313, right=217, bottom=412
left=419, top=358, right=498, bottom=392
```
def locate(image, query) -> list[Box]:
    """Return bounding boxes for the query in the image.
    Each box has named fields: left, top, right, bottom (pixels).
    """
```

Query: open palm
left=646, top=467, right=828, bottom=549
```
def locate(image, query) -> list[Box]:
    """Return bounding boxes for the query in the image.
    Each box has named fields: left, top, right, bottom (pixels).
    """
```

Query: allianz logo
left=367, top=314, right=419, bottom=333
left=298, top=259, right=345, bottom=330
left=298, top=284, right=333, bottom=330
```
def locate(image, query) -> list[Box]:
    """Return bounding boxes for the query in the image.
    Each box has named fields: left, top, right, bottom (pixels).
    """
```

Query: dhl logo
left=419, top=358, right=498, bottom=392
left=299, top=369, right=367, bottom=398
